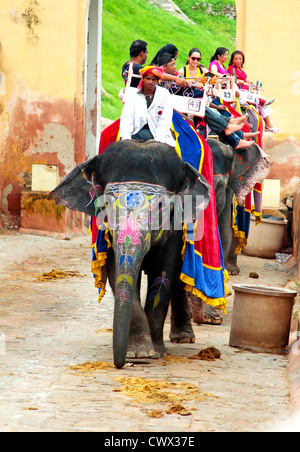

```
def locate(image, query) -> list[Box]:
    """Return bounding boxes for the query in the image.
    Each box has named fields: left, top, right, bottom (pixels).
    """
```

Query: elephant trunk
left=111, top=225, right=150, bottom=369
left=113, top=293, right=132, bottom=369
left=112, top=266, right=143, bottom=369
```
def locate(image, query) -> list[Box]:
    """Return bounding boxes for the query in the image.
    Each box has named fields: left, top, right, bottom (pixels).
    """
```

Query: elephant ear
left=229, top=144, right=271, bottom=206
left=50, top=156, right=103, bottom=216
left=179, top=162, right=210, bottom=222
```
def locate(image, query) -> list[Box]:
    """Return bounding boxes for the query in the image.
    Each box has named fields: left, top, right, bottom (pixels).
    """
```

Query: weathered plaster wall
left=293, top=186, right=300, bottom=279
left=235, top=0, right=300, bottom=200
left=0, top=0, right=89, bottom=226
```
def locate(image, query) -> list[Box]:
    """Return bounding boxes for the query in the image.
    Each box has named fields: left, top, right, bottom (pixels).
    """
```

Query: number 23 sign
left=213, top=87, right=235, bottom=103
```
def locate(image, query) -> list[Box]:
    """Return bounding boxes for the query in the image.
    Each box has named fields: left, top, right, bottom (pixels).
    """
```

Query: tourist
left=122, top=40, right=148, bottom=88
left=158, top=53, right=257, bottom=149
left=178, top=48, right=208, bottom=88
left=228, top=50, right=280, bottom=133
left=120, top=66, right=176, bottom=147
left=209, top=47, right=230, bottom=76
left=150, top=43, right=179, bottom=65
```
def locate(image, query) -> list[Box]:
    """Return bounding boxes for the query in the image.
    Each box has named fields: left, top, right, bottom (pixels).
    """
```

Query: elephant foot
left=226, top=261, right=240, bottom=276
left=152, top=340, right=167, bottom=358
left=126, top=333, right=159, bottom=360
left=169, top=324, right=196, bottom=344
left=203, top=304, right=223, bottom=325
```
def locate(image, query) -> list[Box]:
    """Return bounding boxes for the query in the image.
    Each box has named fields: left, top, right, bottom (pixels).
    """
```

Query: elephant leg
left=203, top=304, right=223, bottom=325
left=218, top=188, right=234, bottom=266
left=169, top=281, right=196, bottom=344
left=226, top=232, right=240, bottom=276
left=127, top=282, right=157, bottom=360
left=144, top=232, right=183, bottom=357
left=144, top=269, right=172, bottom=357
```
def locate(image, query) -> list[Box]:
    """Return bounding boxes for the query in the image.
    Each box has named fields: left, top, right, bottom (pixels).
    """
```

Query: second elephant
left=208, top=137, right=271, bottom=267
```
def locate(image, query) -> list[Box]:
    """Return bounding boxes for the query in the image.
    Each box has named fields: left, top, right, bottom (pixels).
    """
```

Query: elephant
left=188, top=138, right=271, bottom=326
left=207, top=137, right=271, bottom=272
left=51, top=139, right=210, bottom=368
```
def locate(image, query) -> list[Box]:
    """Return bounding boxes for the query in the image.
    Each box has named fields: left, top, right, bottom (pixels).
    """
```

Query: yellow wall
left=236, top=0, right=300, bottom=138
left=0, top=0, right=89, bottom=224
left=236, top=0, right=300, bottom=198
left=0, top=0, right=87, bottom=101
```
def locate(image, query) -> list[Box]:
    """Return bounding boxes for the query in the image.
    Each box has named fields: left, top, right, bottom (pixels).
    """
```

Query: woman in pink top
left=228, top=50, right=279, bottom=133
left=209, top=47, right=229, bottom=75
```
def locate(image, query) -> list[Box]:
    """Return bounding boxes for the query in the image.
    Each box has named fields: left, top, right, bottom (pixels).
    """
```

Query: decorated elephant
left=208, top=137, right=271, bottom=271
left=51, top=139, right=211, bottom=368
left=186, top=138, right=271, bottom=325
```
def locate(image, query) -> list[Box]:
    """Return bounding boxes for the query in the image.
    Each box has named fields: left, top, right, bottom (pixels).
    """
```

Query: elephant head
left=207, top=138, right=272, bottom=269
left=51, top=140, right=210, bottom=368
left=207, top=139, right=271, bottom=206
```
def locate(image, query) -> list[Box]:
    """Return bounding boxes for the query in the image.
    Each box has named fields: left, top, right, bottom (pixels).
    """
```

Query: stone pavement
left=0, top=231, right=299, bottom=432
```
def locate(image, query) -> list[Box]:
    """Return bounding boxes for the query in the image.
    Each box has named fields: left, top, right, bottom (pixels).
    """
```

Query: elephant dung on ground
left=51, top=140, right=210, bottom=368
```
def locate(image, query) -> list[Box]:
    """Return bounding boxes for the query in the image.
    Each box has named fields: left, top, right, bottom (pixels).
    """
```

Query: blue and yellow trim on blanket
left=180, top=222, right=229, bottom=313
left=91, top=220, right=111, bottom=303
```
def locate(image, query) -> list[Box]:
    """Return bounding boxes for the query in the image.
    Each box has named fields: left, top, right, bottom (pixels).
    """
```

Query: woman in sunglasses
left=178, top=48, right=208, bottom=88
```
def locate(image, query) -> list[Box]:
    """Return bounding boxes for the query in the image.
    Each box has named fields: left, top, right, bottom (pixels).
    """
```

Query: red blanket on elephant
left=221, top=101, right=264, bottom=253
left=171, top=111, right=228, bottom=311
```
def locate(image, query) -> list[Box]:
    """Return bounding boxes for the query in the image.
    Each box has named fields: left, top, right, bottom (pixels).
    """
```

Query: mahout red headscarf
left=137, top=65, right=164, bottom=89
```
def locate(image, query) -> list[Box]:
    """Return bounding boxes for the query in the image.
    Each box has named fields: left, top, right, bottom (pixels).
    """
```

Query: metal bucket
left=229, top=285, right=297, bottom=354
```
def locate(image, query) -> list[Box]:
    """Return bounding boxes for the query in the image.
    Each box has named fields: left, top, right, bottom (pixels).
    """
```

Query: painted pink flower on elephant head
left=118, top=212, right=142, bottom=246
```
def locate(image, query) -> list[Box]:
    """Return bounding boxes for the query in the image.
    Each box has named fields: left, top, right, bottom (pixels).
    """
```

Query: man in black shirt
left=122, top=40, right=148, bottom=88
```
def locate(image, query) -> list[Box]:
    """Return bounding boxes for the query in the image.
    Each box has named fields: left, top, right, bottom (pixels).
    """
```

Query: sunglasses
left=190, top=57, right=201, bottom=61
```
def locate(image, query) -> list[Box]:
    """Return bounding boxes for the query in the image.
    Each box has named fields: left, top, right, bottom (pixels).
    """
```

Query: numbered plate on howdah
left=213, top=76, right=236, bottom=103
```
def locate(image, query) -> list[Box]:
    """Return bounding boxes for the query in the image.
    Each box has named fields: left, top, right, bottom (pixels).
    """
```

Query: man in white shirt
left=119, top=66, right=176, bottom=148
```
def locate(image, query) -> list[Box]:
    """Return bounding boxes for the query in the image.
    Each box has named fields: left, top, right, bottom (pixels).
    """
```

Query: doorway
left=85, top=0, right=103, bottom=159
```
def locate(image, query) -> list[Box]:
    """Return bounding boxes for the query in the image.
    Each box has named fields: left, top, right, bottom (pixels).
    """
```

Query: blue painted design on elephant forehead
left=104, top=182, right=172, bottom=209
left=126, top=192, right=145, bottom=209
left=103, top=183, right=175, bottom=231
